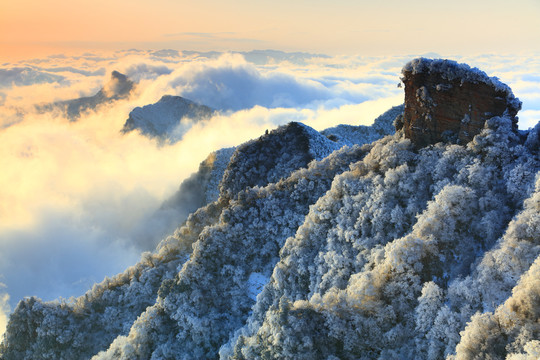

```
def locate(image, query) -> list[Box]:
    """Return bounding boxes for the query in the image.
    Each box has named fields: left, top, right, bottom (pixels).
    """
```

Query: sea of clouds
left=0, top=49, right=539, bottom=336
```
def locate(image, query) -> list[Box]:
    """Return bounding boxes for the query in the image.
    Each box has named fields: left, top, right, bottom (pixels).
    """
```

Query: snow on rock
left=122, top=95, right=215, bottom=142
left=321, top=104, right=402, bottom=147
left=402, top=58, right=518, bottom=99
left=219, top=118, right=395, bottom=201
left=296, top=122, right=342, bottom=161
left=204, top=147, right=237, bottom=204
left=247, top=272, right=270, bottom=301
left=400, top=58, right=522, bottom=147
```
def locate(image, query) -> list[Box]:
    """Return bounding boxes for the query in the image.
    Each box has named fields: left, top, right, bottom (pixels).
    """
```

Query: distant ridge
left=38, top=70, right=135, bottom=120
left=121, top=95, right=215, bottom=143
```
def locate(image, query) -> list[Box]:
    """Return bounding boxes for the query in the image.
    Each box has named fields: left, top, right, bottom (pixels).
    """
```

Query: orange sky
left=1, top=0, right=540, bottom=60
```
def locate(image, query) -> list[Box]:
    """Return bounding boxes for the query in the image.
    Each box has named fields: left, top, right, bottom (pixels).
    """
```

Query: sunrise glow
left=1, top=0, right=539, bottom=357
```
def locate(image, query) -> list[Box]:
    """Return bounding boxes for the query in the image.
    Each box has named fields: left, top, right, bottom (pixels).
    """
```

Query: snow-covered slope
left=219, top=122, right=342, bottom=199
left=322, top=105, right=403, bottom=147
left=157, top=147, right=236, bottom=233
left=1, top=59, right=539, bottom=360
left=122, top=95, right=215, bottom=143
left=221, top=117, right=539, bottom=359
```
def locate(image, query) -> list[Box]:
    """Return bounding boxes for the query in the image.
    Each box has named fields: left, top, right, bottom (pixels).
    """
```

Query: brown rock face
left=399, top=58, right=521, bottom=147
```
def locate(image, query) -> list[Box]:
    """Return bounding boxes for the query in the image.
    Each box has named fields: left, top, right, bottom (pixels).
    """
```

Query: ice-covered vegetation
left=1, top=59, right=539, bottom=360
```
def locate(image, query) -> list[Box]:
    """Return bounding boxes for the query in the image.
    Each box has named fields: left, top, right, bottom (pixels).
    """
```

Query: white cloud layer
left=0, top=50, right=538, bottom=337
left=0, top=284, right=9, bottom=339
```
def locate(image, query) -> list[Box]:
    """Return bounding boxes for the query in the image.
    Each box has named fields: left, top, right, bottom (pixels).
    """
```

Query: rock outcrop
left=398, top=58, right=521, bottom=147
left=100, top=70, right=135, bottom=99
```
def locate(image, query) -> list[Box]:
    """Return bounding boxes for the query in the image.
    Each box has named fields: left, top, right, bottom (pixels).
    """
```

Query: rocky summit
left=398, top=58, right=522, bottom=147
left=101, top=71, right=135, bottom=99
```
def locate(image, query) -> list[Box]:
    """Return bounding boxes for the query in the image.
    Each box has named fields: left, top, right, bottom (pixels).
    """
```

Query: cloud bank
left=0, top=50, right=538, bottom=338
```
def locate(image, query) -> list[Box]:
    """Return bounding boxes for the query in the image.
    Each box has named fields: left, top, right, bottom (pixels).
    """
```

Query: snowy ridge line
left=295, top=121, right=342, bottom=161
left=321, top=104, right=403, bottom=147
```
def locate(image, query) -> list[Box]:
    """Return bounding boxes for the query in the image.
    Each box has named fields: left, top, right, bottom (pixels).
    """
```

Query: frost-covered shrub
left=321, top=104, right=402, bottom=146
left=453, top=255, right=540, bottom=360
left=224, top=116, right=539, bottom=359
left=2, top=105, right=539, bottom=360
left=221, top=122, right=323, bottom=199
left=0, top=261, right=175, bottom=360
left=162, top=147, right=235, bottom=215
left=93, top=138, right=368, bottom=359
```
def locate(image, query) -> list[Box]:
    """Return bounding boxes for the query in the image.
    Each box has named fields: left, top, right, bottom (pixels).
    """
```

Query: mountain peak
left=121, top=95, right=214, bottom=142
left=398, top=58, right=522, bottom=147
left=110, top=70, right=127, bottom=80
left=102, top=70, right=135, bottom=99
left=36, top=70, right=136, bottom=120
